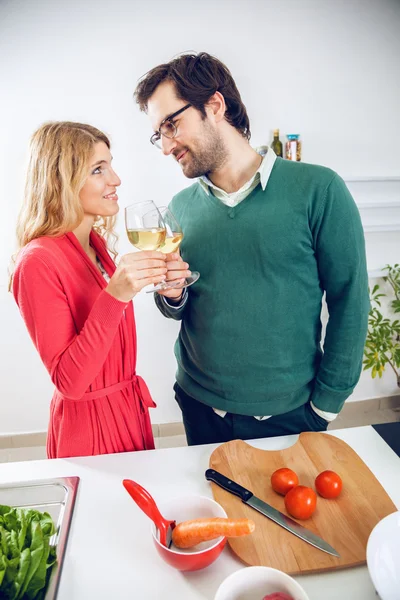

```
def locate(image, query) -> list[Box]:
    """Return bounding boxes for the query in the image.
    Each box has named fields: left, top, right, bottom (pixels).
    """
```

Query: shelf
left=357, top=201, right=400, bottom=209
left=368, top=269, right=386, bottom=279
left=344, top=176, right=400, bottom=183
left=363, top=224, right=400, bottom=233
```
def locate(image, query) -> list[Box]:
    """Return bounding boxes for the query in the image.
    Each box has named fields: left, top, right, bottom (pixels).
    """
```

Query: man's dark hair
left=134, top=52, right=251, bottom=140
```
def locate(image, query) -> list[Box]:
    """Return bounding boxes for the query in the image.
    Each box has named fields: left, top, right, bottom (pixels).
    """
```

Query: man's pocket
left=304, top=401, right=329, bottom=432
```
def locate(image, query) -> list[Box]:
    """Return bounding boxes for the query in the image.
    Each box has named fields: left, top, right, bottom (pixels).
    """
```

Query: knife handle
left=205, top=469, right=253, bottom=502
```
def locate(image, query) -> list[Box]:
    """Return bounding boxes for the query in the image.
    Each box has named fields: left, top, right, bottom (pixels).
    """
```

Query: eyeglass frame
left=150, top=103, right=192, bottom=148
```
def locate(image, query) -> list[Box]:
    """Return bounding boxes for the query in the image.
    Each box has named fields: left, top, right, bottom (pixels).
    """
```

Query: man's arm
left=153, top=251, right=191, bottom=320
left=154, top=288, right=188, bottom=321
left=310, top=174, right=370, bottom=414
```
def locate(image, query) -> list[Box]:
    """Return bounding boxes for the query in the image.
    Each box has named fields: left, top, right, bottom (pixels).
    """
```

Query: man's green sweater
left=155, top=158, right=370, bottom=416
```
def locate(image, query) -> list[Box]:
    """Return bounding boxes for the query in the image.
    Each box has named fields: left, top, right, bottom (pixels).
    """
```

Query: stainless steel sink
left=0, top=476, right=80, bottom=599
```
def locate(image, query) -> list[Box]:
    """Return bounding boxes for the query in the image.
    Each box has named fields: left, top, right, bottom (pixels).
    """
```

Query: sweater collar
left=65, top=231, right=115, bottom=286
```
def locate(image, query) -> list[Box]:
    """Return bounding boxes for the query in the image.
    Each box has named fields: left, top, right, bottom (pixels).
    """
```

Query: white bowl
left=366, top=511, right=400, bottom=600
left=215, top=566, right=309, bottom=600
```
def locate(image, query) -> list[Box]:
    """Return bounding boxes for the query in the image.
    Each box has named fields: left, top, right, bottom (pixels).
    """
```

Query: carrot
left=171, top=517, right=255, bottom=549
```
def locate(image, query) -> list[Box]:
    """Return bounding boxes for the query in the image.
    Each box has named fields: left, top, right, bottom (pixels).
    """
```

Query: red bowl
left=150, top=495, right=227, bottom=572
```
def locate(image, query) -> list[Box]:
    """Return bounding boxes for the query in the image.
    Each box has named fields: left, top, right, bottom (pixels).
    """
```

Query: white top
left=0, top=426, right=398, bottom=600
left=96, top=257, right=110, bottom=282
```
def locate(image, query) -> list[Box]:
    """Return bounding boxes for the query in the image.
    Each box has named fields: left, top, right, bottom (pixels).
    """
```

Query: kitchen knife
left=205, top=468, right=340, bottom=557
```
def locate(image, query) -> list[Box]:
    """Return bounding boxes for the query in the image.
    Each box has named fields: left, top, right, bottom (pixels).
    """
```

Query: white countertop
left=0, top=426, right=399, bottom=600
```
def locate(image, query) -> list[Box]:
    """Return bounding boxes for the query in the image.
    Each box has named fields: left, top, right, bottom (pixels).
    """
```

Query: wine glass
left=125, top=202, right=200, bottom=294
left=149, top=206, right=200, bottom=293
left=125, top=201, right=166, bottom=251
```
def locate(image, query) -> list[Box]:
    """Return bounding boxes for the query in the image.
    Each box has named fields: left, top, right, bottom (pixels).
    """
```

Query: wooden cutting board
left=208, top=433, right=397, bottom=575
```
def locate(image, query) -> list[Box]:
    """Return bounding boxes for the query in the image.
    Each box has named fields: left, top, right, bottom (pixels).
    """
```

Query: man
left=134, top=52, right=370, bottom=446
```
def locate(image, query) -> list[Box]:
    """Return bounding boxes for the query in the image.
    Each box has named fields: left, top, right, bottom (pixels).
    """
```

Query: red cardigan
left=13, top=231, right=156, bottom=458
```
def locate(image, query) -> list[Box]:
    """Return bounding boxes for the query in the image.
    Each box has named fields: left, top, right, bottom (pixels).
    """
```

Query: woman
left=12, top=121, right=168, bottom=458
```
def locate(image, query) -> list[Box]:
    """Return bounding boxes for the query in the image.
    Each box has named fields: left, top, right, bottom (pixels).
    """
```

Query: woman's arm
left=13, top=250, right=128, bottom=399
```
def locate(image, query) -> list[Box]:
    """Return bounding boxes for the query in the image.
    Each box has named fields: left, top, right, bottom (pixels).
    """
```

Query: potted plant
left=363, top=264, right=400, bottom=387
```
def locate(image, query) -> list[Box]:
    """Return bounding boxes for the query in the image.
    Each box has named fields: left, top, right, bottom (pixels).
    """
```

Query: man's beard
left=178, top=127, right=227, bottom=179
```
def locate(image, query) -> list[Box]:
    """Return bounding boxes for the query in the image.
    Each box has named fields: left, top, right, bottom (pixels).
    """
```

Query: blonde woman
left=12, top=122, right=169, bottom=458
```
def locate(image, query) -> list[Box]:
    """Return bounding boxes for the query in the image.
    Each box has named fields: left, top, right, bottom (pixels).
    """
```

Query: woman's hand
left=106, top=251, right=167, bottom=302
left=156, top=252, right=191, bottom=300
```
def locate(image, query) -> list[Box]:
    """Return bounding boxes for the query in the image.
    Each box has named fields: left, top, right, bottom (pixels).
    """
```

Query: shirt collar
left=198, top=146, right=276, bottom=196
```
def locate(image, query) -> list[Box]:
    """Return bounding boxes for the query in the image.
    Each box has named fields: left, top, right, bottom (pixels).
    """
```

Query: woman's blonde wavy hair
left=11, top=121, right=118, bottom=282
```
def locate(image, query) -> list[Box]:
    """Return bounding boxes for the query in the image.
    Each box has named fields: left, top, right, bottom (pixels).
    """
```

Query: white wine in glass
left=158, top=231, right=184, bottom=254
left=125, top=201, right=166, bottom=251
left=148, top=206, right=199, bottom=293
left=126, top=228, right=166, bottom=250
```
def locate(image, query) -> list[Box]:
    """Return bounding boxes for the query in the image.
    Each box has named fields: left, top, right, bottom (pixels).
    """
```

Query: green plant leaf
left=365, top=264, right=400, bottom=383
left=0, top=506, right=56, bottom=600
left=0, top=549, right=7, bottom=587
left=12, top=547, right=31, bottom=600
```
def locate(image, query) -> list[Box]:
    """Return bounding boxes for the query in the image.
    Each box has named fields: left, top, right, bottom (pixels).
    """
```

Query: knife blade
left=205, top=468, right=340, bottom=557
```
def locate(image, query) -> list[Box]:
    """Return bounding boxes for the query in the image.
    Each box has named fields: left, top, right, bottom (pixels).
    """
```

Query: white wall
left=1, top=0, right=399, bottom=435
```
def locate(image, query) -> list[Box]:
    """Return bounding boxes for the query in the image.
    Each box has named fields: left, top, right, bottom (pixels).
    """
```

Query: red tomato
left=271, top=468, right=299, bottom=496
left=315, top=470, right=343, bottom=499
left=284, top=486, right=317, bottom=520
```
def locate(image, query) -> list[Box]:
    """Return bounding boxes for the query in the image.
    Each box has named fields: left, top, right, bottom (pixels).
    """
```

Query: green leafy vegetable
left=0, top=505, right=57, bottom=599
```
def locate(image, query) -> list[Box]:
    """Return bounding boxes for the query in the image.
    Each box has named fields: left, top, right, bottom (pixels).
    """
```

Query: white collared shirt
left=198, top=146, right=276, bottom=206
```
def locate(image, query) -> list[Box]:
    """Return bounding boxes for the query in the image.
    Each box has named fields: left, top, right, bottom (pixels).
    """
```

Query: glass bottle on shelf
left=270, top=129, right=283, bottom=157
left=286, top=134, right=302, bottom=161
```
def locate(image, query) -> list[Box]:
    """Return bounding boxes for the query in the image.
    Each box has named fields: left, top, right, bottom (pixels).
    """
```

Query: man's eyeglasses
left=150, top=103, right=191, bottom=149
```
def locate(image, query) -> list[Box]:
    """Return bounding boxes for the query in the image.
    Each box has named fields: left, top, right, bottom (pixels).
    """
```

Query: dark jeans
left=174, top=383, right=328, bottom=446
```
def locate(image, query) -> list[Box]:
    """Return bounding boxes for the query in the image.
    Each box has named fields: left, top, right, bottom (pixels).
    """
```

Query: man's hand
left=157, top=252, right=191, bottom=300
